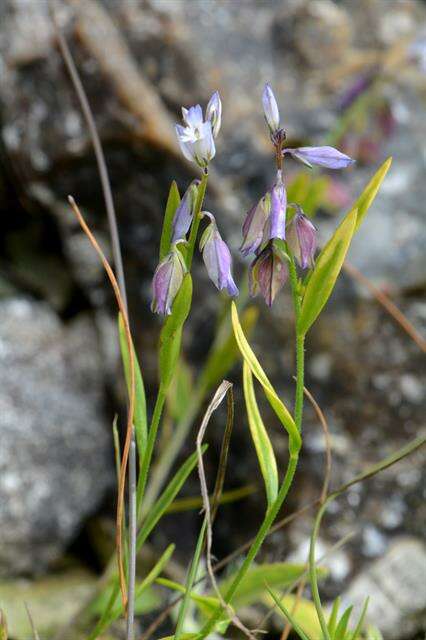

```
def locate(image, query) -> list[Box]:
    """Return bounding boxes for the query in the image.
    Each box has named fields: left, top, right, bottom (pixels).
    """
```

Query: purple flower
left=240, top=196, right=269, bottom=257
left=249, top=241, right=288, bottom=307
left=284, top=146, right=355, bottom=169
left=240, top=172, right=287, bottom=257
left=287, top=205, right=317, bottom=269
left=265, top=175, right=287, bottom=242
left=151, top=245, right=187, bottom=315
left=176, top=94, right=221, bottom=168
left=171, top=180, right=199, bottom=242
left=262, top=83, right=280, bottom=134
left=205, top=91, right=222, bottom=138
left=200, top=213, right=238, bottom=297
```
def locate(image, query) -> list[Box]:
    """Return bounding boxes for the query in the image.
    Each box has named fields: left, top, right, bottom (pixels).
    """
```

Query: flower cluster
left=152, top=84, right=355, bottom=314
left=152, top=93, right=238, bottom=315
left=242, top=83, right=354, bottom=306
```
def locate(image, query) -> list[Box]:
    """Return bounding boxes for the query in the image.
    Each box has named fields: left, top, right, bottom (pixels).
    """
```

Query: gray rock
left=0, top=298, right=113, bottom=576
left=341, top=537, right=426, bottom=639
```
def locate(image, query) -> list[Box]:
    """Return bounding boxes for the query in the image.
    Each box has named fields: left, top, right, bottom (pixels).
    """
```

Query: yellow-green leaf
left=243, top=361, right=278, bottom=507
left=299, top=207, right=358, bottom=335
left=160, top=181, right=181, bottom=260
left=118, top=313, right=148, bottom=456
left=231, top=303, right=301, bottom=454
left=264, top=591, right=322, bottom=639
left=354, top=157, right=392, bottom=232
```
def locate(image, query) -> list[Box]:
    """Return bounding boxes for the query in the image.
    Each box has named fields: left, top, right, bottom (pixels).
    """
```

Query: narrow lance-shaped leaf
left=327, top=597, right=341, bottom=637
left=118, top=313, right=148, bottom=456
left=160, top=181, right=181, bottom=260
left=266, top=586, right=313, bottom=640
left=159, top=273, right=193, bottom=392
left=243, top=361, right=278, bottom=507
left=354, top=157, right=392, bottom=232
left=334, top=605, right=353, bottom=640
left=231, top=302, right=301, bottom=454
left=298, top=207, right=358, bottom=336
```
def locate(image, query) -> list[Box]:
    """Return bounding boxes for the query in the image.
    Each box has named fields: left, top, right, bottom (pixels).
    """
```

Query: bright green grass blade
left=160, top=181, right=180, bottom=261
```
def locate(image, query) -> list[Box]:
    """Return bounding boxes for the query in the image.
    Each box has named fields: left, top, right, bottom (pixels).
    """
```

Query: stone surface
left=0, top=298, right=113, bottom=576
left=341, top=537, right=426, bottom=639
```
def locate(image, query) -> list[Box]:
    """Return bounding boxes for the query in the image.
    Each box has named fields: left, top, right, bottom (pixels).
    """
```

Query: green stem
left=198, top=454, right=299, bottom=638
left=175, top=518, right=208, bottom=638
left=136, top=389, right=167, bottom=518
left=288, top=254, right=305, bottom=432
left=309, top=498, right=333, bottom=640
left=186, top=171, right=208, bottom=269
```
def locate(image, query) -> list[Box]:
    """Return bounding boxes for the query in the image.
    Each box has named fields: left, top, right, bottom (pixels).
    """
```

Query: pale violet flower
left=205, top=91, right=222, bottom=138
left=262, top=83, right=280, bottom=134
left=200, top=212, right=238, bottom=297
left=287, top=204, right=317, bottom=269
left=176, top=93, right=222, bottom=168
left=240, top=171, right=287, bottom=257
left=249, top=240, right=288, bottom=307
left=171, top=180, right=199, bottom=242
left=284, top=146, right=355, bottom=169
left=151, top=244, right=187, bottom=315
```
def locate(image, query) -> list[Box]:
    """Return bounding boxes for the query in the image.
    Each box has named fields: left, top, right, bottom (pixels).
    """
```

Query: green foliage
left=137, top=446, right=207, bottom=552
left=160, top=181, right=181, bottom=261
left=118, top=313, right=148, bottom=457
left=159, top=274, right=193, bottom=391
left=353, top=158, right=392, bottom=232
left=231, top=302, right=301, bottom=454
left=299, top=206, right=358, bottom=336
left=243, top=361, right=278, bottom=506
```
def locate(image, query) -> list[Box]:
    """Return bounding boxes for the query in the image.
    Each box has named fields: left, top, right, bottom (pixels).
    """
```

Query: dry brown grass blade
left=344, top=260, right=426, bottom=353
left=68, top=195, right=135, bottom=611
left=24, top=603, right=40, bottom=640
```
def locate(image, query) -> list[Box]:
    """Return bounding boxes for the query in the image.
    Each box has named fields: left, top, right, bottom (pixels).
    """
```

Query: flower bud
left=205, top=91, right=222, bottom=138
left=240, top=196, right=269, bottom=257
left=266, top=175, right=287, bottom=241
left=249, top=240, right=288, bottom=307
left=287, top=205, right=317, bottom=269
left=171, top=180, right=200, bottom=242
left=151, top=245, right=187, bottom=315
left=262, top=83, right=280, bottom=134
left=200, top=213, right=239, bottom=297
left=284, top=146, right=355, bottom=169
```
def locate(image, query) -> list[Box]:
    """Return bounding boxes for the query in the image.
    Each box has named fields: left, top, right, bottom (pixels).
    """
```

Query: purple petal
left=240, top=197, right=269, bottom=257
left=285, top=146, right=355, bottom=169
left=182, top=104, right=203, bottom=129
left=172, top=180, right=199, bottom=242
left=262, top=83, right=280, bottom=133
left=268, top=181, right=286, bottom=241
left=175, top=125, right=195, bottom=162
left=206, top=91, right=222, bottom=138
left=249, top=243, right=287, bottom=307
left=202, top=225, right=238, bottom=297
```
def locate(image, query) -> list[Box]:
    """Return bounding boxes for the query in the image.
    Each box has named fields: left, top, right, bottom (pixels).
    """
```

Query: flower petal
left=285, top=146, right=355, bottom=169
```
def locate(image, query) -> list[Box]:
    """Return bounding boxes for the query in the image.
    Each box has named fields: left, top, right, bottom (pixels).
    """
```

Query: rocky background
left=0, top=0, right=425, bottom=638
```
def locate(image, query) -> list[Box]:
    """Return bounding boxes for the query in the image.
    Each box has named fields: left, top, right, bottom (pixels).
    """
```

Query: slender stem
left=309, top=498, right=333, bottom=640
left=198, top=454, right=299, bottom=638
left=126, top=440, right=137, bottom=640
left=175, top=518, right=208, bottom=638
left=288, top=254, right=305, bottom=432
left=186, top=171, right=208, bottom=268
left=137, top=389, right=167, bottom=518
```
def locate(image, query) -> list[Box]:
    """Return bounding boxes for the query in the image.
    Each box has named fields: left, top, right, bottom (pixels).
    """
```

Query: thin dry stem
left=280, top=579, right=305, bottom=640
left=303, top=386, right=332, bottom=503
left=68, top=196, right=135, bottom=610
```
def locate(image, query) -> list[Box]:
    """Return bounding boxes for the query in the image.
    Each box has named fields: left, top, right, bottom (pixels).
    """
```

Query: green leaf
left=167, top=358, right=193, bottom=422
left=334, top=605, right=353, bottom=640
left=354, top=158, right=392, bottom=232
left=231, top=302, right=301, bottom=454
left=366, top=625, right=383, bottom=640
left=327, top=597, right=341, bottom=637
left=118, top=313, right=148, bottom=456
left=266, top=586, right=313, bottom=640
left=348, top=597, right=369, bottom=640
left=198, top=305, right=258, bottom=394
left=160, top=181, right=181, bottom=260
left=218, top=562, right=316, bottom=608
left=136, top=445, right=206, bottom=552
left=159, top=274, right=193, bottom=392
left=243, top=361, right=278, bottom=506
left=299, top=207, right=358, bottom=335
left=264, top=592, right=322, bottom=639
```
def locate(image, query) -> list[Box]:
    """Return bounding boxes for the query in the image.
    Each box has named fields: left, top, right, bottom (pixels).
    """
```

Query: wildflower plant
left=61, top=76, right=420, bottom=640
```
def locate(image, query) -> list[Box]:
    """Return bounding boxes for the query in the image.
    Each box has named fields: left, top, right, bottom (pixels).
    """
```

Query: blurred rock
left=0, top=298, right=113, bottom=576
left=341, top=537, right=426, bottom=639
